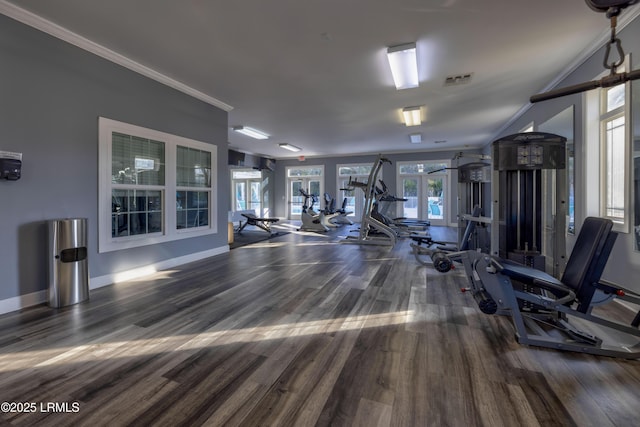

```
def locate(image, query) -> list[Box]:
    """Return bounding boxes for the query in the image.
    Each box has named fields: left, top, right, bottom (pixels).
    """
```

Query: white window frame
left=98, top=117, right=217, bottom=253
left=584, top=55, right=631, bottom=233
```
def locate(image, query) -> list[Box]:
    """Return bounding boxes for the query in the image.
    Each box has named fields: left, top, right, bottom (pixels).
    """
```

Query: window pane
left=177, top=190, right=209, bottom=229
left=606, top=84, right=625, bottom=112
left=291, top=181, right=303, bottom=216
left=232, top=170, right=261, bottom=179
left=112, top=132, right=165, bottom=185
left=399, top=162, right=447, bottom=174
left=288, top=167, right=322, bottom=177
left=112, top=189, right=129, bottom=237
left=427, top=178, right=444, bottom=220
left=177, top=146, right=212, bottom=188
left=309, top=180, right=320, bottom=197
left=338, top=165, right=372, bottom=176
left=112, top=189, right=163, bottom=237
left=235, top=183, right=246, bottom=210
left=605, top=116, right=625, bottom=219
left=403, top=178, right=418, bottom=219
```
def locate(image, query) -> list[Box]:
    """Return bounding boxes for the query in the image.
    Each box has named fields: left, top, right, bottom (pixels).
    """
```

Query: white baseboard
left=0, top=245, right=229, bottom=315
left=0, top=290, right=47, bottom=315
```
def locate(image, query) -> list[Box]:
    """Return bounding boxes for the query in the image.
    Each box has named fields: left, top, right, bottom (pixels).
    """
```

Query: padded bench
left=234, top=211, right=279, bottom=234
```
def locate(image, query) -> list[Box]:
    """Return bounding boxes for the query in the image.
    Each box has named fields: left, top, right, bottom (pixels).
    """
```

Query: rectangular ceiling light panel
left=387, top=43, right=419, bottom=90
left=233, top=126, right=270, bottom=139
left=279, top=143, right=301, bottom=152
left=402, top=106, right=422, bottom=126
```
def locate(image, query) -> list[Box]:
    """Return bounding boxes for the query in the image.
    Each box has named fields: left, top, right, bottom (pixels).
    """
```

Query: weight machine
left=491, top=132, right=567, bottom=277
left=442, top=217, right=640, bottom=359
left=410, top=152, right=491, bottom=269
left=456, top=154, right=492, bottom=254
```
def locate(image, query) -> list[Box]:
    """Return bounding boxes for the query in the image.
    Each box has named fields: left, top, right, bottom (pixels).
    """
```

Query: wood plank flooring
left=0, top=225, right=639, bottom=426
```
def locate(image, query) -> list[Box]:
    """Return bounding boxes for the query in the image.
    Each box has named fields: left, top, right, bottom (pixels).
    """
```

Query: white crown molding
left=0, top=0, right=233, bottom=112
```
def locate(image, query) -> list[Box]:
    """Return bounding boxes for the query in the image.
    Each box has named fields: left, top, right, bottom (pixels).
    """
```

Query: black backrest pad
left=561, top=217, right=613, bottom=294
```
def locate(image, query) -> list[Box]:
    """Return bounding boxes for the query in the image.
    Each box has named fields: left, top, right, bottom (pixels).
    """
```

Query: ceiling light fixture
left=279, top=143, right=301, bottom=152
left=386, top=43, right=419, bottom=90
left=409, top=133, right=422, bottom=144
left=402, top=106, right=422, bottom=127
left=232, top=126, right=269, bottom=139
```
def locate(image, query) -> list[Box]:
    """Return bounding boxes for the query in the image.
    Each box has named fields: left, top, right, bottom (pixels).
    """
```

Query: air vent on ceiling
left=433, top=140, right=447, bottom=144
left=444, top=73, right=473, bottom=86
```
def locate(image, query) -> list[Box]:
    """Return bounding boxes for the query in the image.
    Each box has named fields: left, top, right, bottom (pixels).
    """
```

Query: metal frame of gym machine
left=455, top=152, right=493, bottom=253
left=409, top=152, right=492, bottom=268
left=341, top=154, right=397, bottom=246
left=491, top=132, right=567, bottom=277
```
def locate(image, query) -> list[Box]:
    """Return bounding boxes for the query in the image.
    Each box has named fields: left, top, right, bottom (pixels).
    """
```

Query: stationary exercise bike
left=297, top=188, right=329, bottom=232
left=323, top=193, right=353, bottom=226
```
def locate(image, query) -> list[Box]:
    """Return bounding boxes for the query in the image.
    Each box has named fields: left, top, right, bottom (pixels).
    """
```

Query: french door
left=289, top=178, right=321, bottom=219
left=398, top=161, right=449, bottom=226
left=231, top=169, right=262, bottom=215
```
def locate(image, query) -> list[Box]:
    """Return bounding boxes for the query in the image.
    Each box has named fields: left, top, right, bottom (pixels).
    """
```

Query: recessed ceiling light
left=232, top=126, right=269, bottom=139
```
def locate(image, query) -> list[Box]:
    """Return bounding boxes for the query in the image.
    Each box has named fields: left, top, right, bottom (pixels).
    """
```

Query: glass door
left=287, top=166, right=324, bottom=220
left=231, top=169, right=263, bottom=215
left=289, top=178, right=321, bottom=219
left=397, top=161, right=449, bottom=226
left=425, top=176, right=446, bottom=225
left=402, top=178, right=419, bottom=219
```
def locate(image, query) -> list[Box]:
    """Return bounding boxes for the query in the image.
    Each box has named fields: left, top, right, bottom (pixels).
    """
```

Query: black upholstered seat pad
left=499, top=259, right=570, bottom=293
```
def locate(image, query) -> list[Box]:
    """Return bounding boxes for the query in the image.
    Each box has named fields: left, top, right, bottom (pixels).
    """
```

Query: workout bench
left=236, top=212, right=279, bottom=234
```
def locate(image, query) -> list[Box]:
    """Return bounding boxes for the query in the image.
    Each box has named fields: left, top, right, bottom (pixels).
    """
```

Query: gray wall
left=0, top=15, right=229, bottom=303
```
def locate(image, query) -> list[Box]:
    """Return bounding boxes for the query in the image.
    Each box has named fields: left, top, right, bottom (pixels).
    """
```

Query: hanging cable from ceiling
left=530, top=0, right=640, bottom=103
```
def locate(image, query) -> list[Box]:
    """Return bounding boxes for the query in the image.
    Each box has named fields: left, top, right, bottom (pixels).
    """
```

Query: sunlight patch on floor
left=0, top=311, right=415, bottom=370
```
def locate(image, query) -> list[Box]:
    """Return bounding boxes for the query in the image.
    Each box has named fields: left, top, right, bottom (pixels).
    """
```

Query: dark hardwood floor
left=0, top=225, right=639, bottom=426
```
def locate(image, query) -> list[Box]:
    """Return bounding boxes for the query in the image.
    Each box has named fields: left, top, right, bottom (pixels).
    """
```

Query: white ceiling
left=4, top=0, right=639, bottom=159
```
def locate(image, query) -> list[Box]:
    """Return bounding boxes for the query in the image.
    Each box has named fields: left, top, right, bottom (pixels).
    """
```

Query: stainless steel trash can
left=48, top=218, right=89, bottom=308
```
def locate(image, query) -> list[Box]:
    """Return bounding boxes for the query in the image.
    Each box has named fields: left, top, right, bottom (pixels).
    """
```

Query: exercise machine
left=437, top=217, right=640, bottom=359
left=306, top=191, right=339, bottom=228
left=409, top=204, right=481, bottom=271
left=376, top=180, right=429, bottom=231
left=491, top=132, right=567, bottom=277
left=341, top=155, right=397, bottom=246
left=323, top=193, right=353, bottom=225
left=456, top=159, right=492, bottom=253
left=297, top=188, right=329, bottom=232
left=236, top=212, right=280, bottom=234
